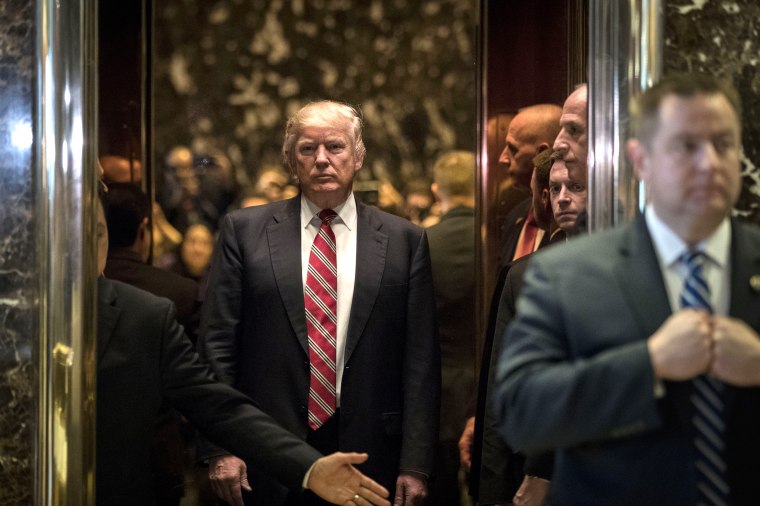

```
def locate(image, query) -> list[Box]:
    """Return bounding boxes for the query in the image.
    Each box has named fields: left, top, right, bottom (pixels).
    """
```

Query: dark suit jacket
left=104, top=249, right=200, bottom=342
left=96, top=277, right=321, bottom=506
left=426, top=206, right=477, bottom=443
left=498, top=199, right=549, bottom=273
left=494, top=216, right=760, bottom=505
left=103, top=248, right=201, bottom=500
left=198, top=196, right=440, bottom=504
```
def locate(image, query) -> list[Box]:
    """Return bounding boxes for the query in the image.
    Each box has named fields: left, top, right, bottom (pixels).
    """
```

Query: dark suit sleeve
left=491, top=262, right=553, bottom=484
left=492, top=256, right=663, bottom=454
left=195, top=213, right=245, bottom=459
left=477, top=265, right=523, bottom=503
left=198, top=213, right=244, bottom=385
left=400, top=231, right=441, bottom=475
left=159, top=300, right=321, bottom=492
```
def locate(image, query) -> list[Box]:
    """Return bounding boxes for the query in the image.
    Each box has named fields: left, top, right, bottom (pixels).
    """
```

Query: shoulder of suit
left=531, top=222, right=633, bottom=268
left=103, top=277, right=175, bottom=312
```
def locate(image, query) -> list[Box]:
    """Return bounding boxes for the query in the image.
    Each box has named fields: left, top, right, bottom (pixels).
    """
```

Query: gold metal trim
left=36, top=0, right=99, bottom=503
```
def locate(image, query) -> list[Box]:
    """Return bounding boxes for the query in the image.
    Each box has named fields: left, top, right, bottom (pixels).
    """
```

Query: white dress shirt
left=300, top=193, right=357, bottom=405
left=645, top=205, right=731, bottom=316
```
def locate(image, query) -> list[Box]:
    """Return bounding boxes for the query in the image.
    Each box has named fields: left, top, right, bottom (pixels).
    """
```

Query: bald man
left=497, top=104, right=562, bottom=270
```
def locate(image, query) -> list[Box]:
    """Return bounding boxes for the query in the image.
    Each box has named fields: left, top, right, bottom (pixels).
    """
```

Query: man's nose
left=694, top=142, right=720, bottom=173
left=498, top=146, right=511, bottom=167
left=315, top=144, right=329, bottom=166
left=553, top=131, right=569, bottom=154
left=558, top=186, right=571, bottom=203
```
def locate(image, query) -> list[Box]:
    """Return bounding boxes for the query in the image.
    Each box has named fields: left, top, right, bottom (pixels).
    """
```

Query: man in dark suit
left=198, top=100, right=440, bottom=506
left=468, top=147, right=567, bottom=506
left=495, top=74, right=760, bottom=504
left=426, top=151, right=477, bottom=505
left=103, top=182, right=201, bottom=504
left=94, top=191, right=390, bottom=506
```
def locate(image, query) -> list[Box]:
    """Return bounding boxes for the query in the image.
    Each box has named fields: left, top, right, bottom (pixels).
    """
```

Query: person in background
left=255, top=165, right=290, bottom=202
left=426, top=151, right=477, bottom=506
left=197, top=100, right=440, bottom=506
left=169, top=222, right=214, bottom=300
left=495, top=73, right=760, bottom=504
left=403, top=178, right=438, bottom=227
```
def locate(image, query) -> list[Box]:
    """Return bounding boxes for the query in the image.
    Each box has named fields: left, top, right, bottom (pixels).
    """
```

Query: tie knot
left=682, top=250, right=708, bottom=270
left=318, top=209, right=337, bottom=224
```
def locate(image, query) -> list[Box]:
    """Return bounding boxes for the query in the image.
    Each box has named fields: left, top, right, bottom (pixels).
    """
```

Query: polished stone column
left=664, top=0, right=760, bottom=225
left=0, top=1, right=36, bottom=503
left=1, top=0, right=99, bottom=503
left=587, top=0, right=663, bottom=231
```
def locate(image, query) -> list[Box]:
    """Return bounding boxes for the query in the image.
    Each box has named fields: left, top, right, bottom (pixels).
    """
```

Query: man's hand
left=208, top=454, right=251, bottom=506
left=458, top=416, right=475, bottom=470
left=648, top=309, right=712, bottom=380
left=393, top=471, right=428, bottom=506
left=513, top=475, right=550, bottom=506
left=710, top=316, right=760, bottom=386
left=307, top=452, right=390, bottom=506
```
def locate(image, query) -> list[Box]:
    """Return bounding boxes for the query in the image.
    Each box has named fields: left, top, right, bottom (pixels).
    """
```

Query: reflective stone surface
left=665, top=0, right=760, bottom=223
left=0, top=0, right=35, bottom=503
left=153, top=0, right=478, bottom=187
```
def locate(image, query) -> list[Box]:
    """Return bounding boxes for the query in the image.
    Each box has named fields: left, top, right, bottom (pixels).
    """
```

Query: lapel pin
left=750, top=275, right=760, bottom=293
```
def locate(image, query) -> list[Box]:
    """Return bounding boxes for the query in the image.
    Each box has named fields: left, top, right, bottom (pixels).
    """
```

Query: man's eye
left=328, top=143, right=344, bottom=152
left=571, top=184, right=585, bottom=192
left=713, top=138, right=735, bottom=154
left=677, top=140, right=698, bottom=154
left=550, top=186, right=560, bottom=195
left=300, top=146, right=315, bottom=155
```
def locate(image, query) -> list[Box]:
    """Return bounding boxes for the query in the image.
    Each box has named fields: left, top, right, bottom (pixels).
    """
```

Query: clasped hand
left=648, top=310, right=760, bottom=386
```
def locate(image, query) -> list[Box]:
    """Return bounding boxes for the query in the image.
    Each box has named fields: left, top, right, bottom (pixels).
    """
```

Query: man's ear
left=626, top=138, right=648, bottom=182
left=138, top=217, right=150, bottom=240
left=430, top=182, right=440, bottom=202
left=541, top=187, right=551, bottom=210
left=536, top=142, right=551, bottom=153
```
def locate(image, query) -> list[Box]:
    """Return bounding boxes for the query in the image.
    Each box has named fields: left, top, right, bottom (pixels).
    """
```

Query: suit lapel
left=97, top=277, right=122, bottom=362
left=613, top=216, right=672, bottom=339
left=345, top=202, right=388, bottom=363
left=728, top=220, right=760, bottom=328
left=268, top=198, right=309, bottom=355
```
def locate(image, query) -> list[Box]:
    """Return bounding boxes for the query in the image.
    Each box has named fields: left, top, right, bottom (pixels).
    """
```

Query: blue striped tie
left=680, top=251, right=729, bottom=506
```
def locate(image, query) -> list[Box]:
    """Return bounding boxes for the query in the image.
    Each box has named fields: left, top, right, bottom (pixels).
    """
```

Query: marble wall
left=664, top=0, right=760, bottom=223
left=153, top=0, right=478, bottom=190
left=0, top=0, right=35, bottom=504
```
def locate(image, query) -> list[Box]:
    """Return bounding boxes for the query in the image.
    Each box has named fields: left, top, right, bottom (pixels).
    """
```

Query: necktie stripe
left=680, top=251, right=729, bottom=505
left=305, top=209, right=338, bottom=429
left=305, top=288, right=338, bottom=323
left=306, top=267, right=338, bottom=299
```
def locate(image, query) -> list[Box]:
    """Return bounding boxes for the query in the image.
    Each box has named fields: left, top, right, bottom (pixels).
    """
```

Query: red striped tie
left=304, top=209, right=338, bottom=429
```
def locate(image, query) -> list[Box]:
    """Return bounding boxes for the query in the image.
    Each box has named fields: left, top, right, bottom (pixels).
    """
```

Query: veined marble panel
left=664, top=0, right=760, bottom=223
left=0, top=0, right=36, bottom=504
left=153, top=0, right=477, bottom=188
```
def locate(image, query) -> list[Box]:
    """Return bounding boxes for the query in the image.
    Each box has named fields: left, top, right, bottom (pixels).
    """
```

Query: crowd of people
left=96, top=72, right=760, bottom=506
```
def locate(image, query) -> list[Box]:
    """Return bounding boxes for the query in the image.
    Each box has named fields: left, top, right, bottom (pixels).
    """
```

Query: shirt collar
left=645, top=205, right=731, bottom=269
left=300, top=192, right=357, bottom=231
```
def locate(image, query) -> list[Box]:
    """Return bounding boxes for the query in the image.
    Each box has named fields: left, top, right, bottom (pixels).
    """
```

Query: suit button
left=300, top=405, right=306, bottom=413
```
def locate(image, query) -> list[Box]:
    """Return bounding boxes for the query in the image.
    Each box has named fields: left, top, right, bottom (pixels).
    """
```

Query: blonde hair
left=282, top=101, right=366, bottom=174
left=432, top=151, right=475, bottom=199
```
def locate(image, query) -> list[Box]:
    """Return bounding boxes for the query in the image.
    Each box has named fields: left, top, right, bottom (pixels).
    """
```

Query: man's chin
left=557, top=216, right=577, bottom=230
